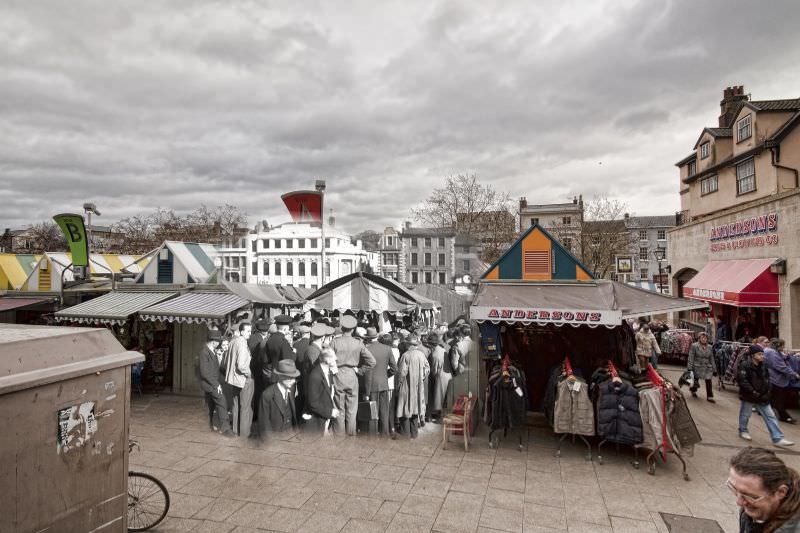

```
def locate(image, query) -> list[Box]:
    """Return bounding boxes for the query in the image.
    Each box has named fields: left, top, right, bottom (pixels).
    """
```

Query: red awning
left=683, top=258, right=780, bottom=307
left=0, top=297, right=55, bottom=312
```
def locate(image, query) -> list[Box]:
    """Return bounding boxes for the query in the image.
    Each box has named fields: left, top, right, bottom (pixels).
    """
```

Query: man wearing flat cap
left=363, top=327, right=397, bottom=436
left=266, top=315, right=296, bottom=370
left=330, top=314, right=376, bottom=436
left=258, top=360, right=300, bottom=438
left=198, top=329, right=229, bottom=434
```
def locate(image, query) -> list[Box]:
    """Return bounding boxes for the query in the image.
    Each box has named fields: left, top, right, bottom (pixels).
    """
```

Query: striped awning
left=277, top=285, right=314, bottom=303
left=222, top=280, right=296, bottom=306
left=45, top=252, right=148, bottom=281
left=139, top=292, right=249, bottom=325
left=164, top=242, right=219, bottom=283
left=305, top=272, right=439, bottom=312
left=55, top=291, right=178, bottom=325
left=0, top=254, right=40, bottom=289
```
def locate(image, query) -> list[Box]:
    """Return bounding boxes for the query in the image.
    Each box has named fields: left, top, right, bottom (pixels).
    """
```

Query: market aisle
left=129, top=366, right=800, bottom=533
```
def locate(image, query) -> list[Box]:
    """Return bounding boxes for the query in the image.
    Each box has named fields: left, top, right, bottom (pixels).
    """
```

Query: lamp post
left=315, top=180, right=326, bottom=287
left=82, top=202, right=101, bottom=251
left=653, top=247, right=666, bottom=294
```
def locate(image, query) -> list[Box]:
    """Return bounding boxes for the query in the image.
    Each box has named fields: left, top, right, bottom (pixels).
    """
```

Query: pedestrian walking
left=688, top=331, right=715, bottom=403
left=765, top=339, right=799, bottom=424
left=266, top=315, right=296, bottom=370
left=363, top=327, right=397, bottom=436
left=426, top=332, right=455, bottom=423
left=738, top=345, right=794, bottom=448
left=222, top=322, right=254, bottom=438
left=728, top=447, right=800, bottom=532
left=197, top=329, right=230, bottom=434
left=304, top=347, right=340, bottom=435
left=395, top=334, right=429, bottom=439
left=330, top=315, right=376, bottom=436
left=257, top=360, right=300, bottom=438
left=635, top=323, right=661, bottom=370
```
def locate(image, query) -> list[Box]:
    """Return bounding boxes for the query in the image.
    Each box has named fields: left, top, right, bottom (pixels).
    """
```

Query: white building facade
left=247, top=222, right=377, bottom=289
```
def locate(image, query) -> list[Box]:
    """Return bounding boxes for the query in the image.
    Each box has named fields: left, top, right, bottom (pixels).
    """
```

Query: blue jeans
left=739, top=401, right=784, bottom=442
left=650, top=350, right=659, bottom=369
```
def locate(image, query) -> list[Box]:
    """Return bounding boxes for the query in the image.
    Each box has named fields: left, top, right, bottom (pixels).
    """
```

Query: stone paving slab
left=130, top=366, right=800, bottom=533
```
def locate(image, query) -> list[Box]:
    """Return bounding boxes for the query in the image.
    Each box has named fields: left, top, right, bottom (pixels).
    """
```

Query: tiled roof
left=675, top=152, right=697, bottom=167
left=401, top=227, right=456, bottom=237
left=748, top=99, right=800, bottom=111
left=705, top=127, right=732, bottom=137
left=625, top=215, right=676, bottom=228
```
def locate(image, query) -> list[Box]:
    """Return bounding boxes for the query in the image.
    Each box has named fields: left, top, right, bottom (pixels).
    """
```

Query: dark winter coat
left=258, top=383, right=298, bottom=436
left=738, top=357, right=772, bottom=405
left=597, top=380, right=643, bottom=445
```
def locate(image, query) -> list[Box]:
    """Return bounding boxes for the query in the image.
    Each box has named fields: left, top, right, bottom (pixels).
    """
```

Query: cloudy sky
left=2, top=0, right=799, bottom=235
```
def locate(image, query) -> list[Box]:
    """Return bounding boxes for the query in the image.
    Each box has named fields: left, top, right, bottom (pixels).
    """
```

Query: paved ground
left=129, top=365, right=800, bottom=533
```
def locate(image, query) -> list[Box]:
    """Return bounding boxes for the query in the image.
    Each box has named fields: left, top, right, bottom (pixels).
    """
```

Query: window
left=700, top=142, right=710, bottom=159
left=384, top=254, right=396, bottom=266
left=424, top=237, right=431, bottom=248
left=225, top=256, right=230, bottom=267
left=701, top=175, right=718, bottom=195
left=639, top=230, right=647, bottom=241
left=438, top=272, right=446, bottom=284
left=231, top=257, right=239, bottom=268
left=286, top=239, right=293, bottom=249
left=562, top=237, right=572, bottom=251
left=325, top=238, right=331, bottom=248
left=311, top=262, right=318, bottom=276
left=523, top=250, right=551, bottom=275
left=737, top=159, right=756, bottom=194
left=688, top=160, right=696, bottom=176
left=262, top=239, right=268, bottom=249
left=639, top=247, right=648, bottom=261
left=411, top=271, right=419, bottom=283
left=438, top=237, right=445, bottom=247
left=438, top=253, right=445, bottom=266
left=251, top=262, right=258, bottom=276
left=562, top=216, right=571, bottom=225
left=386, top=236, right=394, bottom=247
left=424, top=253, right=432, bottom=266
left=591, top=235, right=600, bottom=246
left=275, top=262, right=282, bottom=276
left=425, top=272, right=432, bottom=284
left=610, top=272, right=619, bottom=281
left=640, top=269, right=649, bottom=281
left=463, top=260, right=470, bottom=271
left=263, top=261, right=269, bottom=276
left=324, top=262, right=330, bottom=277
left=530, top=218, right=539, bottom=227
left=411, top=237, right=418, bottom=247
left=411, top=253, right=418, bottom=266
left=657, top=229, right=666, bottom=240
left=298, top=239, right=305, bottom=249
left=299, top=262, right=305, bottom=276
left=251, top=240, right=257, bottom=252
left=274, top=239, right=281, bottom=249
left=310, top=238, right=318, bottom=248
left=737, top=114, right=752, bottom=142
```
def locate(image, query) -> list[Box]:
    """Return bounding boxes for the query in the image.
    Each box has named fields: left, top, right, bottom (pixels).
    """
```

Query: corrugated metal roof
left=139, top=292, right=249, bottom=324
left=222, top=280, right=295, bottom=306
left=55, top=291, right=178, bottom=325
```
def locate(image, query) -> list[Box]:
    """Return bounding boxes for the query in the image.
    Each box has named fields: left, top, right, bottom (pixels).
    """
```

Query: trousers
left=225, top=378, right=254, bottom=438
left=204, top=391, right=229, bottom=430
left=690, top=378, right=714, bottom=399
left=770, top=386, right=793, bottom=421
left=334, top=367, right=359, bottom=436
left=739, top=401, right=784, bottom=443
left=369, top=390, right=391, bottom=435
left=400, top=416, right=419, bottom=438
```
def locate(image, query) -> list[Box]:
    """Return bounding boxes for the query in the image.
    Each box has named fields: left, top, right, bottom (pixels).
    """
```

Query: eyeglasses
left=726, top=479, right=767, bottom=504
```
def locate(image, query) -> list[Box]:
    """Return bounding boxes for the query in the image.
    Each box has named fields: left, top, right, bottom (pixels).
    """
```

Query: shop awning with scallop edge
left=54, top=291, right=178, bottom=325
left=138, top=292, right=250, bottom=325
left=683, top=258, right=780, bottom=307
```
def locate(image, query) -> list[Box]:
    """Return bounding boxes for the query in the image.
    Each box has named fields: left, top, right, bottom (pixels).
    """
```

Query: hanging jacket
left=488, top=365, right=528, bottom=430
left=668, top=388, right=701, bottom=456
left=597, top=380, right=643, bottom=445
left=553, top=377, right=594, bottom=436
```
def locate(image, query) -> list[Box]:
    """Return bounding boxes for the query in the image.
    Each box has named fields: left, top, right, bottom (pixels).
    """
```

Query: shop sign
left=684, top=288, right=725, bottom=301
left=709, top=212, right=778, bottom=252
left=470, top=306, right=622, bottom=326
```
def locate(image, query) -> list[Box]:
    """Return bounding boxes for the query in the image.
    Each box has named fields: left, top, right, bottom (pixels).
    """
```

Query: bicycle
left=128, top=440, right=170, bottom=531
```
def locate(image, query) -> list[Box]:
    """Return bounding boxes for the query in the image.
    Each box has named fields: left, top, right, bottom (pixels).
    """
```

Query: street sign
left=53, top=213, right=89, bottom=280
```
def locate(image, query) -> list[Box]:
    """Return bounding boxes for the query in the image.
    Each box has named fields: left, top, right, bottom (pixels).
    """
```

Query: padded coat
left=597, top=380, right=643, bottom=445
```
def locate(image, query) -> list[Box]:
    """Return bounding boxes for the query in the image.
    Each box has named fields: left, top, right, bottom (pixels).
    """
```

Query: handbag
left=678, top=369, right=695, bottom=389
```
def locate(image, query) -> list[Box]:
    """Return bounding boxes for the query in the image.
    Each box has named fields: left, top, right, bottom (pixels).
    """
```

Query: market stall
left=222, top=280, right=302, bottom=320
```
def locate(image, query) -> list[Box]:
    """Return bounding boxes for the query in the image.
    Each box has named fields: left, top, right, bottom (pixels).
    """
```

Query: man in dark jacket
left=363, top=327, right=397, bottom=436
left=249, top=319, right=270, bottom=423
left=738, top=345, right=794, bottom=447
left=267, top=315, right=296, bottom=369
left=258, top=360, right=300, bottom=438
left=304, top=348, right=340, bottom=434
left=197, top=329, right=230, bottom=433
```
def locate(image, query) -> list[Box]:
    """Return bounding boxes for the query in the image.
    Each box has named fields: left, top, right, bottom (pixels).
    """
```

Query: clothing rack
left=554, top=356, right=592, bottom=461
left=597, top=360, right=641, bottom=469
left=640, top=364, right=689, bottom=481
left=487, top=354, right=528, bottom=451
left=715, top=341, right=751, bottom=390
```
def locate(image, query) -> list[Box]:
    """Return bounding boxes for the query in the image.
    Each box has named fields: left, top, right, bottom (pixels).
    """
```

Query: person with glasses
left=729, top=447, right=800, bottom=532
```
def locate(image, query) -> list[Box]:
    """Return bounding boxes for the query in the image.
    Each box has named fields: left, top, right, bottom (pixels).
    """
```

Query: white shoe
left=774, top=439, right=795, bottom=447
left=739, top=432, right=752, bottom=441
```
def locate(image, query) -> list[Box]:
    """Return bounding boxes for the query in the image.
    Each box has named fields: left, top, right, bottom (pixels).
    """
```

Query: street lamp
left=653, top=247, right=666, bottom=294
left=315, top=180, right=326, bottom=287
left=82, top=202, right=101, bottom=251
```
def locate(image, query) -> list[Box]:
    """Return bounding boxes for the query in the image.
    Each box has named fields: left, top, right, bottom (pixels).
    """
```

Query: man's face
left=241, top=326, right=251, bottom=340
left=754, top=352, right=766, bottom=364
left=321, top=353, right=336, bottom=367
left=280, top=378, right=296, bottom=389
left=728, top=468, right=786, bottom=522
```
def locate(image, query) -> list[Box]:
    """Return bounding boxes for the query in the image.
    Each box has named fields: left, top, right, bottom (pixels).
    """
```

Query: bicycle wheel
left=127, top=471, right=170, bottom=531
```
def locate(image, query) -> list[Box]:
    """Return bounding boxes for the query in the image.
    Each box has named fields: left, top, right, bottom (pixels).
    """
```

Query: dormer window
left=737, top=114, right=752, bottom=142
left=700, top=142, right=710, bottom=159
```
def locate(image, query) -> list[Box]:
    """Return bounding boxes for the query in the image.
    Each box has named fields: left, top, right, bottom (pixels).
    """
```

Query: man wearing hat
left=197, top=329, right=229, bottom=434
left=363, top=327, right=397, bottom=436
left=301, top=323, right=333, bottom=377
left=395, top=333, right=429, bottom=439
left=305, top=347, right=340, bottom=434
left=249, top=319, right=271, bottom=422
left=222, top=322, right=254, bottom=438
left=266, top=315, right=296, bottom=372
left=257, top=360, right=300, bottom=438
left=330, top=314, right=376, bottom=436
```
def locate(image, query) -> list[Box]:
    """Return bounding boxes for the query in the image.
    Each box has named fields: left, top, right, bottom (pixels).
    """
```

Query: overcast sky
left=2, top=0, right=799, bottom=235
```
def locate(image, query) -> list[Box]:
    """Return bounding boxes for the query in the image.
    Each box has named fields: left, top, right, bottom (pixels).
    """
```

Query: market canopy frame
left=54, top=291, right=178, bottom=325
left=304, top=271, right=439, bottom=313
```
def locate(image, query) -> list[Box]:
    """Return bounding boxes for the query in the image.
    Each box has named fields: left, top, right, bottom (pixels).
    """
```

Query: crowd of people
left=196, top=313, right=472, bottom=440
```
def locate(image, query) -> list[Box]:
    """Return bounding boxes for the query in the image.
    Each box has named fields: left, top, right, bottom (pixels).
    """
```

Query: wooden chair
left=442, top=396, right=473, bottom=451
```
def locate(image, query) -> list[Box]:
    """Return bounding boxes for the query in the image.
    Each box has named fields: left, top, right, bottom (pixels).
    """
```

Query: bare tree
left=28, top=221, right=68, bottom=253
left=354, top=230, right=381, bottom=251
left=412, top=174, right=515, bottom=262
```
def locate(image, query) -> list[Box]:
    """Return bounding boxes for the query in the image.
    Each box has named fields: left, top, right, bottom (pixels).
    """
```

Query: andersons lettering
left=709, top=212, right=778, bottom=252
left=487, top=308, right=603, bottom=322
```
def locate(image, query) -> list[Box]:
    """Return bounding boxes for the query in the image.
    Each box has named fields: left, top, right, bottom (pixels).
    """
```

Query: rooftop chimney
left=572, top=196, right=577, bottom=204
left=328, top=215, right=335, bottom=227
left=624, top=213, right=630, bottom=219
left=519, top=197, right=527, bottom=209
left=405, top=221, right=412, bottom=230
left=719, top=85, right=748, bottom=128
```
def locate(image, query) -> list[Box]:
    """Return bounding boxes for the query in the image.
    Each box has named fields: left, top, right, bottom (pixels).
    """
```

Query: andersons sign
left=709, top=212, right=778, bottom=252
left=471, top=306, right=622, bottom=326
